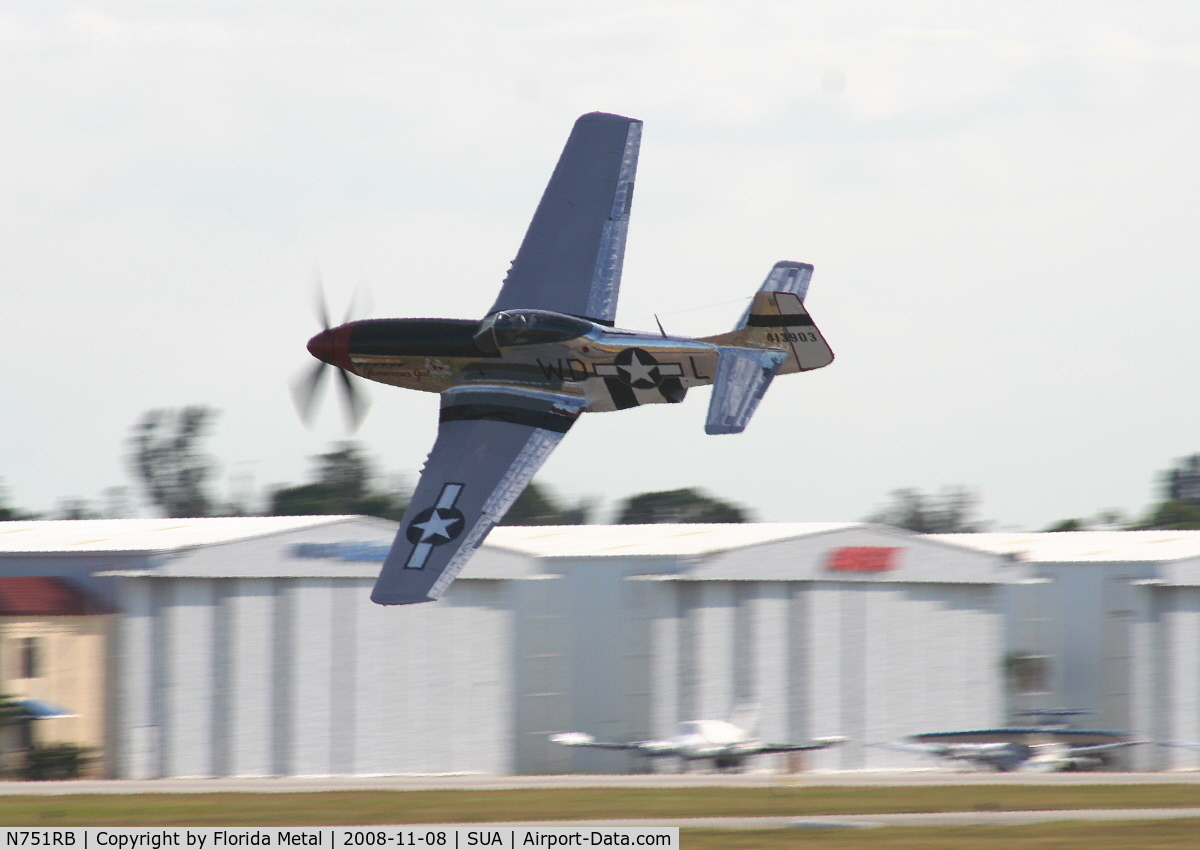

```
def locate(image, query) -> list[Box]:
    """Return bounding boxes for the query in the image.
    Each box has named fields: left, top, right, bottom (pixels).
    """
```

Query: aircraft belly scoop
left=371, top=386, right=585, bottom=605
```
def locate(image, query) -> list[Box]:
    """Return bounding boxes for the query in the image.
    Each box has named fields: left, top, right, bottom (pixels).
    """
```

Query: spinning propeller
left=291, top=275, right=371, bottom=432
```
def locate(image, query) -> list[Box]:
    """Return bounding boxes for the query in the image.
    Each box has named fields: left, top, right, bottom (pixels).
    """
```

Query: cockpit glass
left=475, top=310, right=593, bottom=349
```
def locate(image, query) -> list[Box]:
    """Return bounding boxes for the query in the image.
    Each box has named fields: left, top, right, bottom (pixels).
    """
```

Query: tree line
left=861, top=452, right=1200, bottom=533
left=9, top=404, right=1200, bottom=532
left=0, top=406, right=749, bottom=527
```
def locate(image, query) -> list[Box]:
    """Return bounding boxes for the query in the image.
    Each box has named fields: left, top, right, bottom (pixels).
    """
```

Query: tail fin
left=735, top=261, right=813, bottom=327
left=729, top=701, right=762, bottom=734
left=702, top=261, right=833, bottom=375
left=741, top=289, right=834, bottom=374
left=700, top=261, right=834, bottom=434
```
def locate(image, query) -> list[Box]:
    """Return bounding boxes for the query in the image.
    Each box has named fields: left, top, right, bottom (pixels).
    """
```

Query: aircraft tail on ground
left=729, top=701, right=762, bottom=735
left=700, top=261, right=834, bottom=434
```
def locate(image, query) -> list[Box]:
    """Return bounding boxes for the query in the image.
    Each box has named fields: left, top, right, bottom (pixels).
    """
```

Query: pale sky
left=3, top=1, right=1200, bottom=529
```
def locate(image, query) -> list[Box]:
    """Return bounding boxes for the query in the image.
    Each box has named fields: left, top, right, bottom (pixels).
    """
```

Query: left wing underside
left=371, top=386, right=585, bottom=605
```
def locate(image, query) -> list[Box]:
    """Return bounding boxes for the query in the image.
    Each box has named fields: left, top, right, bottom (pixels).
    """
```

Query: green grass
left=2, top=784, right=1200, bottom=826
left=683, top=820, right=1200, bottom=849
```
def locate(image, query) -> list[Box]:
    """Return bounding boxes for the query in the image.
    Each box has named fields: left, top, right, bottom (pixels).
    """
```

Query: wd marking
left=405, top=483, right=466, bottom=569
left=536, top=358, right=589, bottom=381
left=594, top=348, right=683, bottom=389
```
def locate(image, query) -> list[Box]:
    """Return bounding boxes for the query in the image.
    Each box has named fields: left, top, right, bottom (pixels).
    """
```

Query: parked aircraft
left=873, top=711, right=1144, bottom=772
left=550, top=706, right=846, bottom=771
left=871, top=739, right=1142, bottom=772
left=295, top=112, right=835, bottom=605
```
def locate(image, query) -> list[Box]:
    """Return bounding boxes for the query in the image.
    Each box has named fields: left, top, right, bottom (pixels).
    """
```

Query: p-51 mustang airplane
left=297, top=112, right=834, bottom=605
left=550, top=705, right=846, bottom=771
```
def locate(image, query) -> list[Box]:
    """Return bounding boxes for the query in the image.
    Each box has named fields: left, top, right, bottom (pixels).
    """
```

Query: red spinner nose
left=306, top=324, right=353, bottom=370
left=307, top=329, right=334, bottom=364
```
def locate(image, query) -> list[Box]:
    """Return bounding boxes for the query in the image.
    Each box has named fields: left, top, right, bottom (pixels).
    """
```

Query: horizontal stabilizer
left=705, top=347, right=787, bottom=435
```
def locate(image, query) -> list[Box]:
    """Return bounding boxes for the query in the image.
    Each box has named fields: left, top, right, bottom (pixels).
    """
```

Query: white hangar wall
left=0, top=517, right=546, bottom=779
left=0, top=518, right=1022, bottom=777
left=116, top=576, right=516, bottom=779
left=638, top=580, right=1002, bottom=773
left=940, top=531, right=1200, bottom=773
left=503, top=524, right=1015, bottom=774
left=1156, top=585, right=1200, bottom=769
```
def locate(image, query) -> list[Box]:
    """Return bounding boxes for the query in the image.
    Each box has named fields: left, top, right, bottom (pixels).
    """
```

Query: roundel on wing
left=406, top=506, right=466, bottom=546
left=613, top=347, right=665, bottom=389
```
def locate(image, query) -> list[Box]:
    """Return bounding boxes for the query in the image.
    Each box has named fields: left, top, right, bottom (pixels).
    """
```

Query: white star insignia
left=412, top=509, right=461, bottom=542
left=618, top=354, right=658, bottom=384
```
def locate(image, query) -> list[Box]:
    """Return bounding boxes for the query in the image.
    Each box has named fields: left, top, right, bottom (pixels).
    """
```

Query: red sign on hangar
left=825, top=547, right=901, bottom=572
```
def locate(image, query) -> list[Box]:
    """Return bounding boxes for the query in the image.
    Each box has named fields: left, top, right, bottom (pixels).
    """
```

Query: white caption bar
left=0, top=828, right=678, bottom=850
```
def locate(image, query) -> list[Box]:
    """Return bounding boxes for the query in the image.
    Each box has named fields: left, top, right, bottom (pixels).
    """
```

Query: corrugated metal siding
left=109, top=539, right=1013, bottom=778
left=751, top=583, right=789, bottom=755
left=1128, top=583, right=1160, bottom=770
left=513, top=577, right=570, bottom=774
left=646, top=581, right=680, bottom=771
left=692, top=582, right=735, bottom=722
left=786, top=586, right=811, bottom=749
left=290, top=579, right=336, bottom=775
left=1162, top=587, right=1200, bottom=770
left=228, top=579, right=274, bottom=776
left=838, top=583, right=867, bottom=769
left=162, top=579, right=215, bottom=777
left=114, top=576, right=515, bottom=777
left=117, top=578, right=155, bottom=779
left=623, top=577, right=655, bottom=769
left=804, top=583, right=841, bottom=771
left=861, top=585, right=905, bottom=769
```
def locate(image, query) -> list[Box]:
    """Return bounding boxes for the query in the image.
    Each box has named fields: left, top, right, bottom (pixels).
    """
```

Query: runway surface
left=3, top=771, right=1200, bottom=795
left=6, top=774, right=1200, bottom=830
left=400, top=807, right=1200, bottom=828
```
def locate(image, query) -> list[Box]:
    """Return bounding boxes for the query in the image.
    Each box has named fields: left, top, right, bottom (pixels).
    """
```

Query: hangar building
left=939, top=530, right=1200, bottom=771
left=0, top=517, right=1020, bottom=777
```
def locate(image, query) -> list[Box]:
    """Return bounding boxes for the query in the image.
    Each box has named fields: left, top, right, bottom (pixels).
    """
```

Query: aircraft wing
left=1068, top=740, right=1145, bottom=755
left=868, top=742, right=950, bottom=756
left=370, top=386, right=585, bottom=605
left=488, top=112, right=642, bottom=326
left=753, top=736, right=848, bottom=755
left=1157, top=741, right=1200, bottom=750
left=549, top=733, right=671, bottom=755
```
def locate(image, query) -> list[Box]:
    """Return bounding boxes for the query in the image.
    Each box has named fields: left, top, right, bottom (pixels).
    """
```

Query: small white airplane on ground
left=550, top=706, right=846, bottom=771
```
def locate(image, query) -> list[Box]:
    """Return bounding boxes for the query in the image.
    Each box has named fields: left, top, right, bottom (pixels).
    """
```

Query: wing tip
left=577, top=111, right=641, bottom=125
left=370, top=591, right=436, bottom=606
